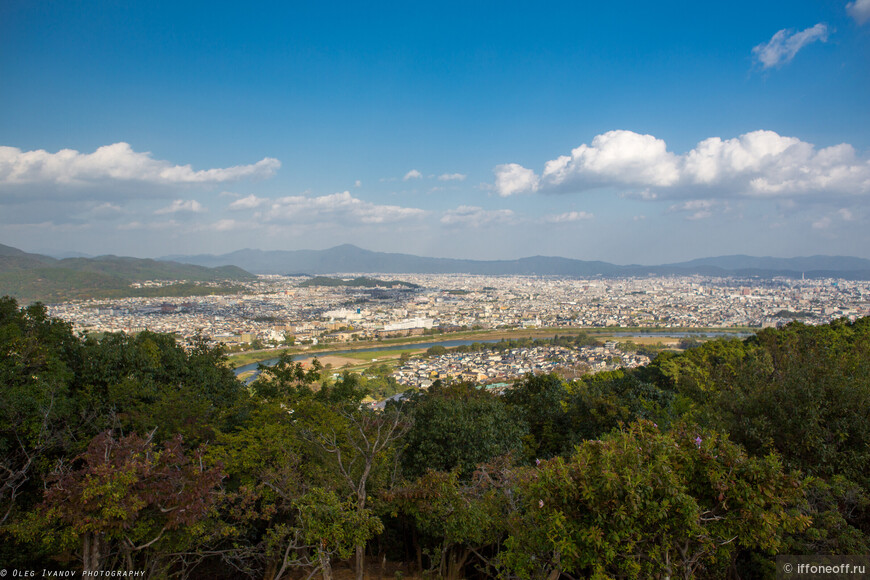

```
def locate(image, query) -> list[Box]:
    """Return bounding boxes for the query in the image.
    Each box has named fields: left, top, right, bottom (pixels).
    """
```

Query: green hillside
left=0, top=243, right=255, bottom=303
left=298, top=275, right=420, bottom=288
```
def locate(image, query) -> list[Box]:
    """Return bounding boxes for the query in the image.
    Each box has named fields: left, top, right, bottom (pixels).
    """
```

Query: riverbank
left=226, top=326, right=755, bottom=369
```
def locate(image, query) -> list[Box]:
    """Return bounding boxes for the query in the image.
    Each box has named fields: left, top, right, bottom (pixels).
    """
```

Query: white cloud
left=0, top=143, right=280, bottom=198
left=493, top=163, right=540, bottom=196
left=403, top=169, right=422, bottom=181
left=847, top=0, right=870, bottom=24
left=837, top=208, right=854, bottom=221
left=437, top=173, right=467, bottom=181
left=154, top=199, right=206, bottom=215
left=260, top=191, right=426, bottom=225
left=440, top=205, right=516, bottom=228
left=228, top=194, right=268, bottom=210
left=354, top=180, right=362, bottom=187
left=544, top=211, right=594, bottom=223
left=493, top=129, right=870, bottom=201
left=752, top=24, right=829, bottom=69
left=495, top=131, right=679, bottom=196
left=544, top=131, right=680, bottom=189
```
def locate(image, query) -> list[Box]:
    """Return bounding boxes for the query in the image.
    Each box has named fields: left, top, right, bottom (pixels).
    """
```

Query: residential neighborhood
left=45, top=274, right=870, bottom=349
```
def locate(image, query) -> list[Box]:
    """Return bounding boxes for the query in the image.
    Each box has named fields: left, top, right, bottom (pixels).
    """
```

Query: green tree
left=75, top=330, right=242, bottom=442
left=426, top=345, right=447, bottom=357
left=500, top=421, right=809, bottom=580
left=0, top=298, right=81, bottom=529
left=295, top=386, right=410, bottom=580
left=651, top=319, right=870, bottom=548
left=295, top=487, right=384, bottom=580
left=402, top=382, right=527, bottom=479
left=384, top=462, right=514, bottom=580
left=249, top=353, right=322, bottom=401
left=503, top=374, right=575, bottom=461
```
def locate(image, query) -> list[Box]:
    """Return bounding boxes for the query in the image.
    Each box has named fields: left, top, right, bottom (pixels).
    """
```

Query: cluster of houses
left=392, top=343, right=650, bottom=389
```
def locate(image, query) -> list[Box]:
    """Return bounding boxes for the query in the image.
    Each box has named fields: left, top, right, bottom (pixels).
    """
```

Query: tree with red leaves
left=13, top=430, right=223, bottom=573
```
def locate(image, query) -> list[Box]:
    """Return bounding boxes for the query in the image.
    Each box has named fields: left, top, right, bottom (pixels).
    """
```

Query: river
left=233, top=338, right=506, bottom=378
left=232, top=330, right=754, bottom=379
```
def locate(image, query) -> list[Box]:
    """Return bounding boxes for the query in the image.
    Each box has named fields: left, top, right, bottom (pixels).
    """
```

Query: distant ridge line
left=160, top=244, right=870, bottom=280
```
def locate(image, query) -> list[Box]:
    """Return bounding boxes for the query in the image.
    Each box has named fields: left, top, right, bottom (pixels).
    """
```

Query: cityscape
left=48, top=273, right=869, bottom=345
left=3, top=0, right=870, bottom=577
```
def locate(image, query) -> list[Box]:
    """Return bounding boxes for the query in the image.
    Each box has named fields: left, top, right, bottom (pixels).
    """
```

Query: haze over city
left=1, top=0, right=869, bottom=263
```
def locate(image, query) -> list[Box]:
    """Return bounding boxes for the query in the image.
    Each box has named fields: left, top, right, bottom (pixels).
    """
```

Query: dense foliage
left=2, top=294, right=869, bottom=579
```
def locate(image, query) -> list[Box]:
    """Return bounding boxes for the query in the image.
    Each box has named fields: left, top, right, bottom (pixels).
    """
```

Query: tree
left=384, top=459, right=516, bottom=580
left=652, top=319, right=870, bottom=547
left=500, top=421, right=809, bottom=579
left=298, top=391, right=410, bottom=580
left=13, top=430, right=223, bottom=573
left=250, top=353, right=322, bottom=401
left=75, top=330, right=243, bottom=442
left=402, top=382, right=527, bottom=479
left=295, top=488, right=384, bottom=580
left=503, top=374, right=574, bottom=461
left=426, top=345, right=447, bottom=357
left=0, top=298, right=80, bottom=528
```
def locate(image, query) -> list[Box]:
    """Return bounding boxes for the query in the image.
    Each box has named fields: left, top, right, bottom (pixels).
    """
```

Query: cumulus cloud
left=752, top=24, right=829, bottom=69
left=493, top=163, right=540, bottom=196
left=847, top=0, right=870, bottom=24
left=440, top=206, right=516, bottom=228
left=0, top=143, right=280, bottom=199
left=257, top=191, right=426, bottom=225
left=544, top=211, right=594, bottom=223
left=492, top=129, right=870, bottom=201
left=403, top=169, right=422, bottom=181
left=438, top=173, right=467, bottom=181
left=154, top=199, right=206, bottom=215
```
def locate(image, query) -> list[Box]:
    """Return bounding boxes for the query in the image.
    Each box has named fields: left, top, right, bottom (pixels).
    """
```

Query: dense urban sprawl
left=46, top=274, right=870, bottom=348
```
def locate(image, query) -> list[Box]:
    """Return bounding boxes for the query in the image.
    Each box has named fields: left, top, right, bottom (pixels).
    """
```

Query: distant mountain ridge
left=163, top=244, right=870, bottom=279
left=0, top=243, right=256, bottom=303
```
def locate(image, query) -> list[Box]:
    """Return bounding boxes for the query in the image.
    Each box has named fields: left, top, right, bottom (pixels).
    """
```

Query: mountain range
left=5, top=241, right=869, bottom=304
left=163, top=244, right=870, bottom=280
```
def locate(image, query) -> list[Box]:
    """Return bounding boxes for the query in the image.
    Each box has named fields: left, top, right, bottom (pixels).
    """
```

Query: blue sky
left=1, top=0, right=869, bottom=264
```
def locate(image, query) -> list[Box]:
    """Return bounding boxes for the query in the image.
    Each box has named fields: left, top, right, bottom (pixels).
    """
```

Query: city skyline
left=2, top=0, right=869, bottom=264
